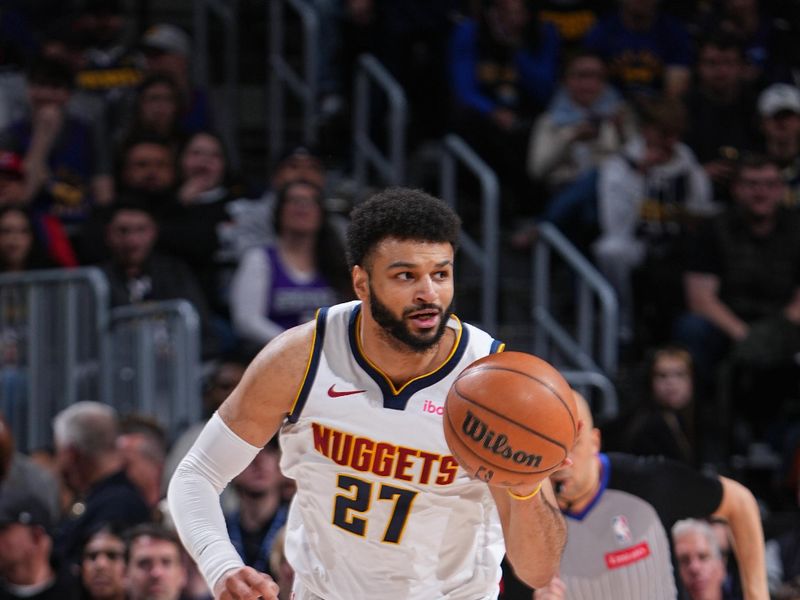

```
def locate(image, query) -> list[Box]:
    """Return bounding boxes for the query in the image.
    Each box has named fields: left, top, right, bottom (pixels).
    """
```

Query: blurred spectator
left=756, top=84, right=800, bottom=207
left=0, top=207, right=56, bottom=273
left=69, top=133, right=181, bottom=264
left=527, top=51, right=636, bottom=195
left=124, top=523, right=187, bottom=600
left=592, top=97, right=714, bottom=344
left=116, top=74, right=187, bottom=151
left=699, top=0, right=778, bottom=85
left=0, top=489, right=78, bottom=599
left=449, top=0, right=560, bottom=217
left=230, top=181, right=352, bottom=349
left=268, top=526, right=293, bottom=600
left=522, top=50, right=637, bottom=248
left=0, top=150, right=26, bottom=206
left=684, top=34, right=760, bottom=204
left=673, top=155, right=800, bottom=444
left=0, top=413, right=60, bottom=527
left=161, top=357, right=247, bottom=496
left=69, top=0, right=143, bottom=150
left=710, top=517, right=743, bottom=599
left=538, top=0, right=614, bottom=50
left=159, top=131, right=244, bottom=322
left=672, top=518, right=732, bottom=600
left=621, top=345, right=698, bottom=465
left=52, top=401, right=150, bottom=566
left=78, top=522, right=127, bottom=600
left=767, top=524, right=800, bottom=598
left=0, top=6, right=40, bottom=131
left=99, top=201, right=218, bottom=358
left=225, top=440, right=288, bottom=578
left=220, top=145, right=327, bottom=265
left=584, top=0, right=693, bottom=100
left=0, top=56, right=111, bottom=227
left=117, top=134, right=177, bottom=203
left=117, top=415, right=168, bottom=514
left=139, top=23, right=211, bottom=134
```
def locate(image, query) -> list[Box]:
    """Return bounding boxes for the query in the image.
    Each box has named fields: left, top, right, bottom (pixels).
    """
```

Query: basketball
left=443, top=351, right=578, bottom=487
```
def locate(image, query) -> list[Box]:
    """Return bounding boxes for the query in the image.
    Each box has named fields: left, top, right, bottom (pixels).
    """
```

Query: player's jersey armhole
left=491, top=339, right=505, bottom=354
left=287, top=307, right=328, bottom=423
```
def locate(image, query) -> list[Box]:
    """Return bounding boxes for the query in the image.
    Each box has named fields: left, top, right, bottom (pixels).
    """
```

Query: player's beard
left=368, top=283, right=453, bottom=353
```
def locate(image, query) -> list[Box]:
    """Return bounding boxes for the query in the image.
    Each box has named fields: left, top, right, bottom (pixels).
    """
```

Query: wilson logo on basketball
left=461, top=410, right=543, bottom=467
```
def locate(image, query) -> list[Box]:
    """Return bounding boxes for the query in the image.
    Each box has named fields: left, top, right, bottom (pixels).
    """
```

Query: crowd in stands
left=2, top=0, right=800, bottom=598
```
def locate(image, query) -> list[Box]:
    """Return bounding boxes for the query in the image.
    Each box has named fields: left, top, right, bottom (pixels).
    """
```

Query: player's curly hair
left=346, top=187, right=461, bottom=268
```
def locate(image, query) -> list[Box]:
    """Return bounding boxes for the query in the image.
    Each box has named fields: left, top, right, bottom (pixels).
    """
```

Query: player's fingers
left=241, top=568, right=279, bottom=599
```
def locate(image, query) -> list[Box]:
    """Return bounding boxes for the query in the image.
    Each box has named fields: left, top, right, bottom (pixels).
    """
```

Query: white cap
left=141, top=23, right=191, bottom=57
left=758, top=83, right=800, bottom=117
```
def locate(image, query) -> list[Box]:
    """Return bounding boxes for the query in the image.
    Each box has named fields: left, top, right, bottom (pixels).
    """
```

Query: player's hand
left=214, top=566, right=279, bottom=599
left=533, top=574, right=566, bottom=599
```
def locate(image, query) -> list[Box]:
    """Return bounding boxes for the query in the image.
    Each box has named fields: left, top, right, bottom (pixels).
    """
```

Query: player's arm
left=712, top=476, right=769, bottom=600
left=490, top=479, right=567, bottom=589
left=167, top=321, right=316, bottom=599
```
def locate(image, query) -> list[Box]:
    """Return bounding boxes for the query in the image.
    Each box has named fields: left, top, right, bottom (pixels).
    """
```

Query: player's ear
left=352, top=265, right=368, bottom=301
left=591, top=427, right=602, bottom=453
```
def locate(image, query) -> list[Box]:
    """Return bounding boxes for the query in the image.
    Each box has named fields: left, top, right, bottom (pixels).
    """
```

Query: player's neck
left=361, top=324, right=456, bottom=388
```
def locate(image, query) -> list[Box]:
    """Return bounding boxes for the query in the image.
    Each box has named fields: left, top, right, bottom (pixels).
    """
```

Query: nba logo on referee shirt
left=611, top=515, right=632, bottom=544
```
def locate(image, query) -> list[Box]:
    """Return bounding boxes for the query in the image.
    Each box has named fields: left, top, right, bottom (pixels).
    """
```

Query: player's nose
left=415, top=275, right=437, bottom=302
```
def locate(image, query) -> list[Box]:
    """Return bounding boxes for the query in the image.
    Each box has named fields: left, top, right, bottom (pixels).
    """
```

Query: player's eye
left=396, top=272, right=414, bottom=281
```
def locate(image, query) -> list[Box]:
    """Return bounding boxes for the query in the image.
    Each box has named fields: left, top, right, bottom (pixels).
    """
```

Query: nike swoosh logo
left=327, top=384, right=366, bottom=398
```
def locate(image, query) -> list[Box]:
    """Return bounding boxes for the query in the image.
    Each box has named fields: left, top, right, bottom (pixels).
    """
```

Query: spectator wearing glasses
left=78, top=523, right=127, bottom=600
left=674, top=154, right=800, bottom=450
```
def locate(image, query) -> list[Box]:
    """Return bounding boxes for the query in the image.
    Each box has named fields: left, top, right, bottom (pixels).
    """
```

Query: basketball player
left=531, top=392, right=768, bottom=600
left=168, top=188, right=571, bottom=600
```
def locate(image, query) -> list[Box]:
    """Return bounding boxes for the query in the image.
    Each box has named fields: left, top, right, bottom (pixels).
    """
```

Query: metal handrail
left=439, top=134, right=499, bottom=335
left=533, top=223, right=618, bottom=374
left=532, top=223, right=619, bottom=419
left=352, top=53, right=408, bottom=189
left=559, top=370, right=619, bottom=425
left=268, top=0, right=319, bottom=167
left=193, top=0, right=240, bottom=169
left=108, top=300, right=202, bottom=435
left=0, top=267, right=111, bottom=450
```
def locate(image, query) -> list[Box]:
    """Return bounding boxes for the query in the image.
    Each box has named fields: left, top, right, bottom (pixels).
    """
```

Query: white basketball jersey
left=279, top=301, right=506, bottom=600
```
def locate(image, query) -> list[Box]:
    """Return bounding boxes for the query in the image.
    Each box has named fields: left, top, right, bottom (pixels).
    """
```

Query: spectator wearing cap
left=0, top=149, right=78, bottom=267
left=0, top=489, right=79, bottom=599
left=140, top=23, right=212, bottom=134
left=52, top=401, right=150, bottom=568
left=0, top=150, right=25, bottom=206
left=757, top=83, right=800, bottom=207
